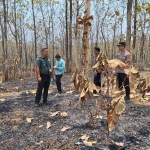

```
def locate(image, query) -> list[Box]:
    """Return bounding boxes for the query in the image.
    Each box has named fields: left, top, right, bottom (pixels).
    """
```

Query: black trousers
left=56, top=74, right=63, bottom=92
left=94, top=73, right=101, bottom=87
left=117, top=73, right=130, bottom=96
left=35, top=75, right=50, bottom=104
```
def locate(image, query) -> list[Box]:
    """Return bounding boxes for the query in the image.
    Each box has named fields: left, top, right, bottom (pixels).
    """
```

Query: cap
left=116, top=42, right=126, bottom=47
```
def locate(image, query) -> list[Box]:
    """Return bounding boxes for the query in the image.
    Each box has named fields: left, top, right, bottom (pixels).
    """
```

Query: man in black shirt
left=93, top=47, right=101, bottom=88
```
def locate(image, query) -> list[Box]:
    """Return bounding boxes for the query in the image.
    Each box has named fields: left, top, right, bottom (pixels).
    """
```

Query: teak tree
left=78, top=0, right=93, bottom=77
left=126, top=0, right=133, bottom=51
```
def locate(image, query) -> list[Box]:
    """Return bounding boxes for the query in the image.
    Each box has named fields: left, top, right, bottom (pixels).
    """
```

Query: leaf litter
left=0, top=73, right=150, bottom=149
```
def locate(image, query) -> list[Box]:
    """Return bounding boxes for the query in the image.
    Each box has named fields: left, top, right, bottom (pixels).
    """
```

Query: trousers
left=94, top=73, right=101, bottom=87
left=35, top=75, right=50, bottom=104
left=117, top=73, right=130, bottom=96
left=56, top=74, right=63, bottom=92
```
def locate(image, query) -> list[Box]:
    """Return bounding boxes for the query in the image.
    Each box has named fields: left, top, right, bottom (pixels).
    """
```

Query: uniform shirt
left=54, top=58, right=65, bottom=75
left=116, top=50, right=132, bottom=73
left=35, top=56, right=51, bottom=75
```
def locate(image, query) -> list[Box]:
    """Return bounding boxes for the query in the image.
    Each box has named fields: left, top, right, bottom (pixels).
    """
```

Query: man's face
left=56, top=57, right=60, bottom=61
left=42, top=49, right=49, bottom=57
left=118, top=45, right=124, bottom=51
left=94, top=49, right=99, bottom=55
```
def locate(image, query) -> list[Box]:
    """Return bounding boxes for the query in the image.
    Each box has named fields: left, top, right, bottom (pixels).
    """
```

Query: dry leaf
left=144, top=97, right=150, bottom=101
left=11, top=118, right=22, bottom=122
left=130, top=73, right=138, bottom=90
left=107, top=96, right=126, bottom=131
left=66, top=90, right=74, bottom=94
left=112, top=90, right=124, bottom=98
left=96, top=115, right=103, bottom=119
left=79, top=135, right=89, bottom=141
left=39, top=125, right=43, bottom=128
left=50, top=111, right=60, bottom=117
left=130, top=66, right=138, bottom=74
left=35, top=140, right=44, bottom=145
left=26, top=118, right=34, bottom=123
left=145, top=92, right=150, bottom=96
left=83, top=140, right=97, bottom=146
left=111, top=140, right=124, bottom=147
left=68, top=100, right=74, bottom=107
left=108, top=59, right=129, bottom=70
left=61, top=126, right=71, bottom=132
left=0, top=99, right=5, bottom=102
left=115, top=96, right=126, bottom=115
left=46, top=121, right=51, bottom=129
left=60, top=112, right=68, bottom=117
left=92, top=62, right=100, bottom=69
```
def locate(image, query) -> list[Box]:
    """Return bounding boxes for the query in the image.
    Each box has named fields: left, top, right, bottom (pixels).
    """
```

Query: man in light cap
left=116, top=42, right=132, bottom=101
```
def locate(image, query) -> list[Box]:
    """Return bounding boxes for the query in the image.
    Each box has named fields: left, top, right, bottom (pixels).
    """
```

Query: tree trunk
left=3, top=0, right=8, bottom=81
left=31, top=0, right=37, bottom=59
left=126, top=0, right=133, bottom=51
left=112, top=16, right=117, bottom=59
left=120, top=8, right=125, bottom=42
left=69, top=0, right=72, bottom=72
left=82, top=0, right=91, bottom=76
left=132, top=0, right=137, bottom=62
left=14, top=0, right=19, bottom=53
left=40, top=4, right=48, bottom=48
left=65, top=0, right=69, bottom=72
left=23, top=28, right=28, bottom=71
left=0, top=16, right=4, bottom=68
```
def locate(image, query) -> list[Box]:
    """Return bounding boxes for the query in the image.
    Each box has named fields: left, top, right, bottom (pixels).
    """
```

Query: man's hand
left=38, top=77, right=42, bottom=83
left=53, top=66, right=58, bottom=70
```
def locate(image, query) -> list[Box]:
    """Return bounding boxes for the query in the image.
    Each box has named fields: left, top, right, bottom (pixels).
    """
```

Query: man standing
left=53, top=54, right=65, bottom=94
left=34, top=48, right=51, bottom=107
left=116, top=42, right=132, bottom=101
left=93, top=47, right=101, bottom=88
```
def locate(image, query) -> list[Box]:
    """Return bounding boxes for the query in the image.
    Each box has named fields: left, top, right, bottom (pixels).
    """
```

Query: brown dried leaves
left=107, top=96, right=126, bottom=131
left=71, top=71, right=86, bottom=92
left=79, top=81, right=99, bottom=105
left=108, top=59, right=129, bottom=70
left=92, top=53, right=105, bottom=73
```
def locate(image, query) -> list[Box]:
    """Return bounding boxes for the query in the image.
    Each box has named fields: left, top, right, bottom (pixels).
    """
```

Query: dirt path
left=0, top=74, right=150, bottom=150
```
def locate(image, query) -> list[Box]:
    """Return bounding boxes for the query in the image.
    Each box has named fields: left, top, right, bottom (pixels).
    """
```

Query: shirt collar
left=41, top=55, right=47, bottom=59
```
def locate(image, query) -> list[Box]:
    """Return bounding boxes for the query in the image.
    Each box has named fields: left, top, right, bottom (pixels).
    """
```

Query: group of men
left=93, top=42, right=131, bottom=101
left=34, top=48, right=65, bottom=107
left=34, top=42, right=131, bottom=107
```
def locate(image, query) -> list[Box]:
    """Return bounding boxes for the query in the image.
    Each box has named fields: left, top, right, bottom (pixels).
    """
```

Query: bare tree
left=2, top=0, right=8, bottom=80
left=31, top=0, right=37, bottom=59
left=126, top=0, right=133, bottom=51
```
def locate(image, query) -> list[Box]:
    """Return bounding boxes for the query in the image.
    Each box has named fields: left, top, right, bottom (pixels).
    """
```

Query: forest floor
left=0, top=73, right=150, bottom=150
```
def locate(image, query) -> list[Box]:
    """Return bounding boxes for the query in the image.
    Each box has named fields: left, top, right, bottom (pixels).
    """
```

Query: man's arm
left=126, top=53, right=132, bottom=61
left=36, top=66, right=41, bottom=78
left=35, top=58, right=42, bottom=82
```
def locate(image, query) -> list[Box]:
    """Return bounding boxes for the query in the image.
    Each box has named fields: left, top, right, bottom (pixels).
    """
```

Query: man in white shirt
left=116, top=42, right=132, bottom=101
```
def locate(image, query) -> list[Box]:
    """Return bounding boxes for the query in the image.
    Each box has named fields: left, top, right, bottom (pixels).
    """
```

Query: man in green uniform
left=34, top=48, right=51, bottom=107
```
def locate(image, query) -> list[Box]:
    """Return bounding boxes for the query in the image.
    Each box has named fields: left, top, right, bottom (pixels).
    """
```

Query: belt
left=40, top=74, right=50, bottom=77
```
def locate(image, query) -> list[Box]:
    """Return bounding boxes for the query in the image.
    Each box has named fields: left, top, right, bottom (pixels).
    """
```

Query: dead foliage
left=71, top=54, right=150, bottom=132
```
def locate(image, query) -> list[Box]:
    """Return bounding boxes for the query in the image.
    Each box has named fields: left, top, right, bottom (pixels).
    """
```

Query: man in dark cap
left=116, top=42, right=132, bottom=101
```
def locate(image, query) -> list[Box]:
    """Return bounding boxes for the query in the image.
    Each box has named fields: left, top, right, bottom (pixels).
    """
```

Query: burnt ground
left=0, top=73, right=150, bottom=150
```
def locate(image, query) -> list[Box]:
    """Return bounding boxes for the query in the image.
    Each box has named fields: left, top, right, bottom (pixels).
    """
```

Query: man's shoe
left=43, top=102, right=48, bottom=106
left=34, top=103, right=39, bottom=107
left=58, top=91, right=62, bottom=94
left=124, top=95, right=130, bottom=101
